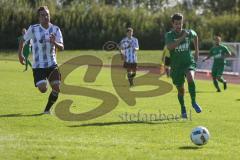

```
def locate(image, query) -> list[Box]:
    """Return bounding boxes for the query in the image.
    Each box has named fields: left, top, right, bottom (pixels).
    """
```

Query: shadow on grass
left=171, top=90, right=216, bottom=94
left=81, top=84, right=127, bottom=87
left=236, top=99, right=240, bottom=101
left=178, top=146, right=203, bottom=150
left=68, top=120, right=188, bottom=127
left=0, top=113, right=45, bottom=117
left=196, top=91, right=216, bottom=93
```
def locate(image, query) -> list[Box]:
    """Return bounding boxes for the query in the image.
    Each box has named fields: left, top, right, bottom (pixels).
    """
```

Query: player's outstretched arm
left=226, top=52, right=232, bottom=58
left=202, top=55, right=211, bottom=62
left=18, top=39, right=25, bottom=65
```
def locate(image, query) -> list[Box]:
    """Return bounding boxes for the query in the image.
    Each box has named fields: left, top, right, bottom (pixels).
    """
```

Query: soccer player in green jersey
left=203, top=35, right=231, bottom=92
left=165, top=13, right=202, bottom=118
left=18, top=28, right=32, bottom=71
left=160, top=45, right=171, bottom=77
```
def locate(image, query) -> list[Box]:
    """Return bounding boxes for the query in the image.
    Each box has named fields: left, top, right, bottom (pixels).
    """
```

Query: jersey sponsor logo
left=175, top=41, right=190, bottom=52
left=213, top=50, right=222, bottom=59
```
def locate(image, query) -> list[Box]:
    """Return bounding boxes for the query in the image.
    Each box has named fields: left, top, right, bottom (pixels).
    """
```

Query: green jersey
left=18, top=36, right=31, bottom=56
left=210, top=44, right=230, bottom=66
left=165, top=29, right=197, bottom=69
left=17, top=35, right=32, bottom=70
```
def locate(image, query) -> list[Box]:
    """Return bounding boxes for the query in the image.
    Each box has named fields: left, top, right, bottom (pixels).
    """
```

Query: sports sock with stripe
left=44, top=91, right=59, bottom=112
left=188, top=82, right=196, bottom=103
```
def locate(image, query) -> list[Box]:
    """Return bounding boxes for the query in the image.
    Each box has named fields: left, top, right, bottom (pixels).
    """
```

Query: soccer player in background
left=202, top=35, right=231, bottom=92
left=160, top=45, right=171, bottom=77
left=18, top=6, right=64, bottom=114
left=18, top=28, right=32, bottom=71
left=165, top=13, right=202, bottom=118
left=120, top=28, right=139, bottom=87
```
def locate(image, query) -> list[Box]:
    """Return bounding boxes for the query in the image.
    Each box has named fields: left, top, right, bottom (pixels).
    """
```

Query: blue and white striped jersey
left=120, top=36, right=139, bottom=63
left=23, top=24, right=63, bottom=68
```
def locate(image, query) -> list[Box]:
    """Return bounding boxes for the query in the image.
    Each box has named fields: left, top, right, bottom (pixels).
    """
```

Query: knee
left=187, top=76, right=194, bottom=83
left=36, top=81, right=47, bottom=93
left=177, top=87, right=185, bottom=95
left=38, top=86, right=47, bottom=93
left=52, top=84, right=60, bottom=93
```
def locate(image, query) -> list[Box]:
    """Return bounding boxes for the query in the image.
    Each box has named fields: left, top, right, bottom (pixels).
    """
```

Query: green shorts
left=211, top=64, right=224, bottom=78
left=170, top=63, right=196, bottom=87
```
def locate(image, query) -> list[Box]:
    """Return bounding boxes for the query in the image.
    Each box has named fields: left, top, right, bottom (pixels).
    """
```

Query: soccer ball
left=190, top=126, right=210, bottom=146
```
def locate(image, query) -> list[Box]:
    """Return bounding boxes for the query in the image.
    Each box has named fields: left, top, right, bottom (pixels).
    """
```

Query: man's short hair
left=127, top=27, right=133, bottom=32
left=215, top=34, right=222, bottom=37
left=37, top=6, right=49, bottom=15
left=171, top=13, right=183, bottom=22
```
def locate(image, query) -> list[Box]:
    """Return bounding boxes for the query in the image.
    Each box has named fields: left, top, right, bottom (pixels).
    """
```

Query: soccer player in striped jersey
left=18, top=6, right=64, bottom=114
left=202, top=35, right=231, bottom=92
left=165, top=13, right=202, bottom=118
left=120, top=28, right=139, bottom=87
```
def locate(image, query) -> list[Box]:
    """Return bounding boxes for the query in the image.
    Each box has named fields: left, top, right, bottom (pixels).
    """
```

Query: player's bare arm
left=193, top=35, right=199, bottom=61
left=120, top=49, right=125, bottom=61
left=134, top=46, right=139, bottom=51
left=202, top=55, right=212, bottom=62
left=225, top=51, right=232, bottom=57
left=167, top=31, right=188, bottom=50
left=18, top=39, right=25, bottom=65
left=50, top=33, right=64, bottom=51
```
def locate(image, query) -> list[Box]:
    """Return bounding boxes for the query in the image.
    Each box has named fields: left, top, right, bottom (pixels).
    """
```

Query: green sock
left=177, top=94, right=185, bottom=107
left=28, top=60, right=32, bottom=67
left=188, top=82, right=196, bottom=103
left=213, top=79, right=220, bottom=90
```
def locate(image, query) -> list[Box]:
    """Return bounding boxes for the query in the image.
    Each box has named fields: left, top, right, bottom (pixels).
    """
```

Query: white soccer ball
left=190, top=126, right=210, bottom=145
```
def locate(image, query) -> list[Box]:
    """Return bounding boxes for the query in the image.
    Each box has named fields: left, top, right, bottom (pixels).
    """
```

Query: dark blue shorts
left=123, top=62, right=137, bottom=69
left=32, top=65, right=61, bottom=87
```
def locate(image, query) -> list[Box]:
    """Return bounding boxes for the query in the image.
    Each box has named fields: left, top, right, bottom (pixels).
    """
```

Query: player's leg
left=127, top=66, right=133, bottom=86
left=217, top=76, right=227, bottom=90
left=37, top=82, right=48, bottom=93
left=43, top=83, right=60, bottom=113
left=129, top=63, right=137, bottom=86
left=185, top=70, right=202, bottom=113
left=124, top=62, right=133, bottom=86
left=33, top=68, right=48, bottom=93
left=213, top=77, right=221, bottom=92
left=44, top=66, right=61, bottom=113
left=212, top=66, right=221, bottom=92
left=131, top=66, right=137, bottom=78
left=171, top=69, right=187, bottom=118
left=24, top=60, right=32, bottom=71
left=124, top=62, right=130, bottom=85
left=164, top=57, right=171, bottom=78
left=177, top=85, right=187, bottom=118
left=23, top=48, right=30, bottom=71
left=23, top=53, right=28, bottom=71
left=216, top=65, right=227, bottom=90
left=27, top=59, right=32, bottom=67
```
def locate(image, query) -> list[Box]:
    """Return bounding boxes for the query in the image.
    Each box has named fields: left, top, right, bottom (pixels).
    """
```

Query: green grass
left=0, top=51, right=240, bottom=159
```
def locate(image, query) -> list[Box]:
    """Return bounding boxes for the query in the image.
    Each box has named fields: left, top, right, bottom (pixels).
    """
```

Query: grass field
left=0, top=50, right=240, bottom=160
